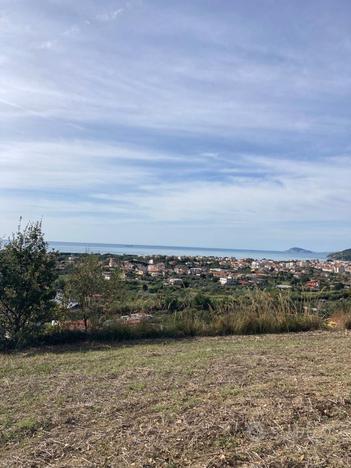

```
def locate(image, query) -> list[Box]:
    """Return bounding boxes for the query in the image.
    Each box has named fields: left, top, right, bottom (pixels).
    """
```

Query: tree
left=104, top=269, right=128, bottom=315
left=66, top=255, right=105, bottom=331
left=0, top=221, right=58, bottom=346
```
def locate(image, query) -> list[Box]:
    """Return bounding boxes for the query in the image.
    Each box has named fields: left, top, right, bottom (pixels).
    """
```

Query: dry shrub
left=327, top=311, right=351, bottom=330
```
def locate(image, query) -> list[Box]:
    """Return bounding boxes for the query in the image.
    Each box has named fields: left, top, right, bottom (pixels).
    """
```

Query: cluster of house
left=58, top=254, right=351, bottom=292
left=54, top=254, right=351, bottom=332
left=209, top=258, right=351, bottom=290
left=72, top=256, right=351, bottom=290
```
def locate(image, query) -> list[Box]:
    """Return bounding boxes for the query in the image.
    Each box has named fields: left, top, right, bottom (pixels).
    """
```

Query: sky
left=1, top=0, right=351, bottom=251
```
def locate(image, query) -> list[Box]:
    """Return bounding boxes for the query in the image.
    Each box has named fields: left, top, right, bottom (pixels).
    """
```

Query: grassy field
left=1, top=331, right=351, bottom=467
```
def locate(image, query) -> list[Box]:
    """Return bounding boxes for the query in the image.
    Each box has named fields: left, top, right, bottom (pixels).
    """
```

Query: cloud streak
left=0, top=0, right=351, bottom=249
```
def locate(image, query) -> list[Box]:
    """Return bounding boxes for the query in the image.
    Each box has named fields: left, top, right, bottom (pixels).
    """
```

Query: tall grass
left=2, top=291, right=327, bottom=349
left=35, top=291, right=323, bottom=347
left=326, top=302, right=351, bottom=330
left=169, top=290, right=322, bottom=336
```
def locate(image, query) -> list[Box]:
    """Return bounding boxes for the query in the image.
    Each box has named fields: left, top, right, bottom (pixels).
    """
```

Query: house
left=168, top=278, right=183, bottom=286
left=174, top=266, right=188, bottom=275
left=333, top=264, right=345, bottom=274
left=305, top=280, right=320, bottom=291
left=147, top=263, right=165, bottom=275
left=219, top=277, right=236, bottom=286
left=188, top=267, right=203, bottom=276
left=108, top=257, right=117, bottom=268
left=210, top=268, right=224, bottom=277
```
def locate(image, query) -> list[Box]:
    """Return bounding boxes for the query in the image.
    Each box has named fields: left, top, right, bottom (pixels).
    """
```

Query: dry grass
left=1, top=331, right=351, bottom=467
left=327, top=312, right=351, bottom=330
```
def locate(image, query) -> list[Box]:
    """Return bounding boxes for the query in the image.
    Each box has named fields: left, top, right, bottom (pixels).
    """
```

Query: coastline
left=49, top=241, right=329, bottom=261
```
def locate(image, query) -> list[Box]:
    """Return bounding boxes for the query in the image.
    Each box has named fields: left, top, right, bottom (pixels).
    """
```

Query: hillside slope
left=1, top=332, right=351, bottom=467
left=328, top=248, right=351, bottom=260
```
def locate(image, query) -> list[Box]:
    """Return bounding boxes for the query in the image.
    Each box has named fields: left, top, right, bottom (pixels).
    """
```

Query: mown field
left=1, top=331, right=351, bottom=467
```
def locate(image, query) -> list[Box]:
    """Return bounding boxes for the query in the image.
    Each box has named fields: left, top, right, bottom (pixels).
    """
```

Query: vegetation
left=1, top=331, right=351, bottom=466
left=1, top=223, right=351, bottom=464
left=328, top=248, right=351, bottom=261
left=25, top=287, right=351, bottom=348
left=0, top=222, right=57, bottom=347
left=0, top=222, right=350, bottom=349
left=66, top=255, right=105, bottom=331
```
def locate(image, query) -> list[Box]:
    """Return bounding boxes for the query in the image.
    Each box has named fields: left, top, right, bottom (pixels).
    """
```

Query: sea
left=49, top=241, right=329, bottom=261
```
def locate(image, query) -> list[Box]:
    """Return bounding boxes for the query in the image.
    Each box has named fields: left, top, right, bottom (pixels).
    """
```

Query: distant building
left=334, top=265, right=345, bottom=274
left=108, top=257, right=117, bottom=268
left=147, top=263, right=165, bottom=274
left=219, top=277, right=236, bottom=286
left=305, top=280, right=320, bottom=291
left=189, top=267, right=203, bottom=276
left=168, top=278, right=183, bottom=286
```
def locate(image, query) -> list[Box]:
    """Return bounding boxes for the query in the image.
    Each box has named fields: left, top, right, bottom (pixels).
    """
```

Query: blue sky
left=1, top=0, right=351, bottom=250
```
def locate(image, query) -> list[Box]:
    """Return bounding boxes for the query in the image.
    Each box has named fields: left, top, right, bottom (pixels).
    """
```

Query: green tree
left=104, top=269, right=128, bottom=315
left=66, top=255, right=105, bottom=331
left=0, top=221, right=58, bottom=346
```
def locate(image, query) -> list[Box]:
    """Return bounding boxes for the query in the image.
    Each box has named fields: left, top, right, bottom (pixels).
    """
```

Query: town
left=58, top=252, right=351, bottom=293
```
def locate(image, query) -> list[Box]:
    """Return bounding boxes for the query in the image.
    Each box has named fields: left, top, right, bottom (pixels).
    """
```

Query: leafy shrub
left=0, top=222, right=57, bottom=347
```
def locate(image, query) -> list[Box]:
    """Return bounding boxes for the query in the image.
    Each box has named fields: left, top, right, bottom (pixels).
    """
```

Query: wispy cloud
left=1, top=0, right=351, bottom=249
left=96, top=8, right=124, bottom=22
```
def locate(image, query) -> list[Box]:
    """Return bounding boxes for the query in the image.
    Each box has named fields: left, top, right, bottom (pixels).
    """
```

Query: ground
left=1, top=331, right=351, bottom=467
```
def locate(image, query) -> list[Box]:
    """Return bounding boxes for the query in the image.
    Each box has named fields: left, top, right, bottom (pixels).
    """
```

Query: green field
left=1, top=331, right=351, bottom=467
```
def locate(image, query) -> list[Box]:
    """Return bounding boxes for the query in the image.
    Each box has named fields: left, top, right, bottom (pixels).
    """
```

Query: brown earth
left=1, top=331, right=351, bottom=467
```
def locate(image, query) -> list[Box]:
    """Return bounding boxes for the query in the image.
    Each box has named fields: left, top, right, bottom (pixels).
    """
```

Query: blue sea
left=49, top=241, right=329, bottom=261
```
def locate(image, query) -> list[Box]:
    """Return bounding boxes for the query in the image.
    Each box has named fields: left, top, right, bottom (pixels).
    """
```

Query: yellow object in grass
left=326, top=320, right=337, bottom=329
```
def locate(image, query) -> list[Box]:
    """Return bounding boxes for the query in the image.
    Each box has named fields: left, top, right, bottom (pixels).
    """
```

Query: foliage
left=37, top=290, right=324, bottom=347
left=104, top=269, right=128, bottom=314
left=328, top=248, right=351, bottom=261
left=0, top=221, right=57, bottom=346
left=65, top=255, right=105, bottom=330
left=191, top=292, right=214, bottom=310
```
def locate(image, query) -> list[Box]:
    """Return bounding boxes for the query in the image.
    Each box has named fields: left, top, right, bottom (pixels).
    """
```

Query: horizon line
left=49, top=240, right=331, bottom=255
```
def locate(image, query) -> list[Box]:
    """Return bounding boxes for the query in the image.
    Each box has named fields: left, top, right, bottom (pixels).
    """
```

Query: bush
left=0, top=222, right=58, bottom=347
